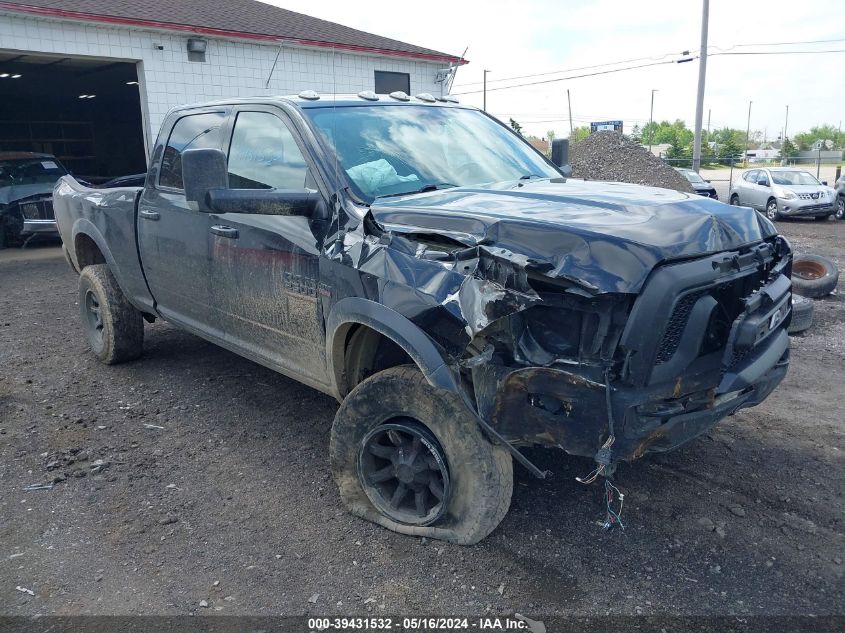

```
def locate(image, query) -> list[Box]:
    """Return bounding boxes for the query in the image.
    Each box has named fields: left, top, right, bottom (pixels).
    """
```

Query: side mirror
left=207, top=188, right=322, bottom=218
left=757, top=179, right=768, bottom=187
left=705, top=179, right=711, bottom=183
left=821, top=181, right=828, bottom=186
left=182, top=148, right=228, bottom=212
left=551, top=138, right=571, bottom=175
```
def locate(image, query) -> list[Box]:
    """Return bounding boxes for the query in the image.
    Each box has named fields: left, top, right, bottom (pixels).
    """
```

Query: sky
left=262, top=0, right=845, bottom=140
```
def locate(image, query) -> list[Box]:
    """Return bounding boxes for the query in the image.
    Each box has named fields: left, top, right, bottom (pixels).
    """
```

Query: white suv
left=729, top=167, right=837, bottom=221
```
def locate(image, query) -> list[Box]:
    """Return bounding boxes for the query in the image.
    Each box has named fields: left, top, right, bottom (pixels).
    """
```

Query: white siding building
left=0, top=0, right=463, bottom=180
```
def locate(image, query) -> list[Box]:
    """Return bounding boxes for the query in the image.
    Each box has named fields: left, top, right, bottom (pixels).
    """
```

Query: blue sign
left=590, top=120, right=624, bottom=133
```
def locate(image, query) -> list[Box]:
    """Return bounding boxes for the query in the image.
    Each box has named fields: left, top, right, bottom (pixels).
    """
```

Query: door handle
left=139, top=209, right=160, bottom=221
left=210, top=225, right=239, bottom=239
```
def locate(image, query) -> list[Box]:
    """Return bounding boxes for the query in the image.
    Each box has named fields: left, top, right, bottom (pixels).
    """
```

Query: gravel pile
left=570, top=131, right=695, bottom=193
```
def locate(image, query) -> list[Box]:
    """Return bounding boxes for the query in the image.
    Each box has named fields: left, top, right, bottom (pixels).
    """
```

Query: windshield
left=304, top=105, right=559, bottom=201
left=0, top=157, right=68, bottom=187
left=770, top=170, right=820, bottom=186
left=682, top=170, right=705, bottom=184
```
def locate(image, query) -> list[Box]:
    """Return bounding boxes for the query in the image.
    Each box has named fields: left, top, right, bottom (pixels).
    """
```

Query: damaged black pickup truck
left=54, top=92, right=792, bottom=544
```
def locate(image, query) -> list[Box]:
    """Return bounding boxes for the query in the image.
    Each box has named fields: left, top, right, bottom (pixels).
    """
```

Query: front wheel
left=330, top=365, right=513, bottom=545
left=730, top=194, right=740, bottom=206
left=78, top=264, right=144, bottom=364
left=836, top=196, right=844, bottom=220
left=765, top=199, right=781, bottom=221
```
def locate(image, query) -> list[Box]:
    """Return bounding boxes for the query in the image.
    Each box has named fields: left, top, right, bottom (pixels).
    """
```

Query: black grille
left=655, top=291, right=704, bottom=363
left=18, top=198, right=54, bottom=220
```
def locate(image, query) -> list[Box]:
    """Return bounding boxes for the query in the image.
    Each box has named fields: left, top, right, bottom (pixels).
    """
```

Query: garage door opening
left=0, top=52, right=146, bottom=183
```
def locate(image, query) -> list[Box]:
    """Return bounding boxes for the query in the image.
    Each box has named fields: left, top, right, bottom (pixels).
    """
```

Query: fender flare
left=70, top=218, right=121, bottom=276
left=326, top=297, right=460, bottom=397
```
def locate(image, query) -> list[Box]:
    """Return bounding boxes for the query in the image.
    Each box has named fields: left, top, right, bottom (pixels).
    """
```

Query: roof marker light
left=298, top=90, right=320, bottom=100
left=357, top=90, right=379, bottom=101
left=388, top=91, right=410, bottom=102
left=415, top=93, right=436, bottom=102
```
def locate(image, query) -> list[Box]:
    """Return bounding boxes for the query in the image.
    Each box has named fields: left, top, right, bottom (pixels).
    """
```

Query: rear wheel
left=836, top=196, right=844, bottom=220
left=765, top=198, right=780, bottom=221
left=78, top=264, right=144, bottom=364
left=330, top=365, right=513, bottom=544
left=730, top=194, right=740, bottom=206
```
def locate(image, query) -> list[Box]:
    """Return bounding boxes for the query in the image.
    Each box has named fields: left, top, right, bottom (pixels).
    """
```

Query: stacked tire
left=788, top=254, right=840, bottom=336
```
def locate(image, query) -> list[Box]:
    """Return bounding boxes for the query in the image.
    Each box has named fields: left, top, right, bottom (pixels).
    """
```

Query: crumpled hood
left=370, top=178, right=777, bottom=293
left=0, top=183, right=55, bottom=206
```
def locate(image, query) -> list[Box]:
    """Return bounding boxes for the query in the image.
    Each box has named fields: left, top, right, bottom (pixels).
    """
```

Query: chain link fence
left=660, top=156, right=843, bottom=201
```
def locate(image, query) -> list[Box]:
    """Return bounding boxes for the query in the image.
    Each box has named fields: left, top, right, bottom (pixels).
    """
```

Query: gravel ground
left=570, top=132, right=695, bottom=193
left=1, top=221, right=844, bottom=618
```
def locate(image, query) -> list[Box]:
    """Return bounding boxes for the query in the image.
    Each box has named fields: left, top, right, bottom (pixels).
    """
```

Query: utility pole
left=784, top=105, right=789, bottom=141
left=744, top=100, right=753, bottom=166
left=707, top=108, right=711, bottom=135
left=482, top=69, right=490, bottom=112
left=692, top=0, right=710, bottom=172
left=567, top=89, right=573, bottom=136
left=648, top=89, right=658, bottom=153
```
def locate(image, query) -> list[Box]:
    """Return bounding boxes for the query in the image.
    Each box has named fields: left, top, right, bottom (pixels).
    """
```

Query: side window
left=758, top=171, right=770, bottom=186
left=374, top=70, right=410, bottom=94
left=227, top=111, right=308, bottom=190
left=743, top=170, right=758, bottom=183
left=158, top=112, right=226, bottom=190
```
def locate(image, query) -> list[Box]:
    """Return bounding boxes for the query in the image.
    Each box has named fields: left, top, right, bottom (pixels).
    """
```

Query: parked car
left=53, top=92, right=793, bottom=544
left=729, top=167, right=838, bottom=221
left=675, top=167, right=718, bottom=199
left=0, top=151, right=68, bottom=247
left=835, top=171, right=844, bottom=220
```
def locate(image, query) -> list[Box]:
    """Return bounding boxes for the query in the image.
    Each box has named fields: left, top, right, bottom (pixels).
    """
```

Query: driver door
left=208, top=107, right=330, bottom=387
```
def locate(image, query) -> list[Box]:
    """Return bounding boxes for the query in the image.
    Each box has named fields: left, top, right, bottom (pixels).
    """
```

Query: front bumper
left=778, top=198, right=836, bottom=216
left=22, top=218, right=59, bottom=235
left=475, top=240, right=791, bottom=465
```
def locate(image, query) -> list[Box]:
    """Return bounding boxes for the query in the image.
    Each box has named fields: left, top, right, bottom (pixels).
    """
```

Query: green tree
left=509, top=118, right=523, bottom=135
left=546, top=129, right=556, bottom=143
left=780, top=138, right=798, bottom=161
left=569, top=126, right=591, bottom=143
left=629, top=124, right=642, bottom=144
left=794, top=125, right=842, bottom=150
left=717, top=137, right=743, bottom=163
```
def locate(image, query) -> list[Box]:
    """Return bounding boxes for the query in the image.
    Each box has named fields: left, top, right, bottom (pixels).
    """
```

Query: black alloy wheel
left=357, top=419, right=450, bottom=526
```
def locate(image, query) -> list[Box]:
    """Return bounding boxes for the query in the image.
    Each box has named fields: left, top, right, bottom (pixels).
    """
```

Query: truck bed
left=53, top=176, right=154, bottom=313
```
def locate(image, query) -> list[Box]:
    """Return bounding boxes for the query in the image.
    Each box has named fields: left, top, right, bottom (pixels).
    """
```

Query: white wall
left=0, top=12, right=445, bottom=155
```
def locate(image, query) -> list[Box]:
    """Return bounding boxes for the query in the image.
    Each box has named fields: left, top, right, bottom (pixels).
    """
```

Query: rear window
left=158, top=111, right=226, bottom=190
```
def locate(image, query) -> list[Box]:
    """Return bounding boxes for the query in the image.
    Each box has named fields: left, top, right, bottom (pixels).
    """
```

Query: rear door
left=208, top=106, right=330, bottom=386
left=737, top=170, right=757, bottom=206
left=137, top=108, right=229, bottom=333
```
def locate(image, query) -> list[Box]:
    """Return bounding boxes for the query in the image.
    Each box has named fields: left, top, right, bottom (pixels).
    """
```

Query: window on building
left=374, top=71, right=410, bottom=95
left=159, top=111, right=226, bottom=190
left=227, top=111, right=308, bottom=190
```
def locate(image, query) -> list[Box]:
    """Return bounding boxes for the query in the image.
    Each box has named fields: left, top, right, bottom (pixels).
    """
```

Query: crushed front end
left=466, top=235, right=792, bottom=470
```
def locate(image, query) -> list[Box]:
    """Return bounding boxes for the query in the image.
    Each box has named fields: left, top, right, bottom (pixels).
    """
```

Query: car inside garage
left=0, top=51, right=147, bottom=183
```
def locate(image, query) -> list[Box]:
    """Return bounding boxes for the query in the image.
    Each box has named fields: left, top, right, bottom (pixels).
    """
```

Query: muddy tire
left=78, top=264, right=144, bottom=364
left=791, top=254, right=839, bottom=299
left=788, top=295, right=813, bottom=335
left=330, top=365, right=513, bottom=545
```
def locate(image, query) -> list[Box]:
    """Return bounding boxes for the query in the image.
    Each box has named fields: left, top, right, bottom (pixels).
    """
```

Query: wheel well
left=341, top=324, right=414, bottom=395
left=74, top=234, right=106, bottom=269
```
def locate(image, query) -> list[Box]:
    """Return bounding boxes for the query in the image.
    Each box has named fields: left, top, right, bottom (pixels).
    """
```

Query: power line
left=710, top=49, right=845, bottom=56
left=452, top=59, right=677, bottom=95
left=456, top=37, right=845, bottom=90
left=456, top=51, right=683, bottom=87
